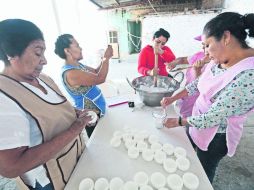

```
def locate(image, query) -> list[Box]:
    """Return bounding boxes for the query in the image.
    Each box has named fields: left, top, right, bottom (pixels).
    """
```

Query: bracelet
left=178, top=116, right=183, bottom=126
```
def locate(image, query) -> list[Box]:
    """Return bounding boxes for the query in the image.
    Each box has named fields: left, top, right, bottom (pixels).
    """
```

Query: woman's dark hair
left=0, top=19, right=44, bottom=66
left=203, top=12, right=254, bottom=48
left=54, top=34, right=73, bottom=59
left=153, top=28, right=170, bottom=41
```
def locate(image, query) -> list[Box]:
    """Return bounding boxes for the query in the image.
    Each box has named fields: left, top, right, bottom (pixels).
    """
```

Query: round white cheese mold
left=150, top=172, right=166, bottom=189
left=128, top=146, right=139, bottom=159
left=86, top=111, right=98, bottom=124
left=113, top=130, right=123, bottom=138
left=162, top=143, right=174, bottom=156
left=174, top=147, right=187, bottom=158
left=123, top=181, right=139, bottom=190
left=136, top=141, right=148, bottom=152
left=125, top=139, right=137, bottom=149
left=79, top=178, right=94, bottom=190
left=110, top=137, right=121, bottom=148
left=158, top=187, right=169, bottom=190
left=150, top=142, right=162, bottom=152
left=122, top=133, right=133, bottom=142
left=148, top=135, right=159, bottom=144
left=94, top=178, right=109, bottom=190
left=154, top=150, right=166, bottom=164
left=140, top=185, right=154, bottom=190
left=133, top=171, right=149, bottom=186
left=167, top=174, right=183, bottom=190
left=142, top=148, right=154, bottom=161
left=109, top=177, right=124, bottom=190
left=182, top=172, right=199, bottom=190
left=176, top=156, right=190, bottom=171
left=163, top=158, right=177, bottom=173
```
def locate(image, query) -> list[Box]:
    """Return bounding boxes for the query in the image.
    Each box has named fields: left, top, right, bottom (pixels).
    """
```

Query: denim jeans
left=187, top=127, right=228, bottom=183
left=28, top=182, right=54, bottom=190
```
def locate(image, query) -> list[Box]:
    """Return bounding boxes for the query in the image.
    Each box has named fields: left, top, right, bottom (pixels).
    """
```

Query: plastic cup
left=152, top=109, right=166, bottom=129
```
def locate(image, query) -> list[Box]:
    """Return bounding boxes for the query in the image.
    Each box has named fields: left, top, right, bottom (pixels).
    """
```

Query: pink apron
left=178, top=51, right=205, bottom=117
left=189, top=57, right=254, bottom=157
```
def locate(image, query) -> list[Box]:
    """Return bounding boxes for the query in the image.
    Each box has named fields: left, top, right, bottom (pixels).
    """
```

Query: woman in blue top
left=54, top=34, right=113, bottom=137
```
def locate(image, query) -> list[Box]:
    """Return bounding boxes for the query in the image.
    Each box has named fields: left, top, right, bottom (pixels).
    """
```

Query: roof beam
left=114, top=0, right=120, bottom=6
left=99, top=1, right=146, bottom=10
left=89, top=0, right=103, bottom=8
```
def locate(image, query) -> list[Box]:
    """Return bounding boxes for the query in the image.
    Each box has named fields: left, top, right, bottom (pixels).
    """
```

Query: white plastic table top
left=65, top=94, right=214, bottom=190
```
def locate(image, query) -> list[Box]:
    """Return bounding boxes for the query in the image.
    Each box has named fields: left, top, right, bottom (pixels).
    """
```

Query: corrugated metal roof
left=89, top=0, right=143, bottom=9
left=89, top=0, right=224, bottom=16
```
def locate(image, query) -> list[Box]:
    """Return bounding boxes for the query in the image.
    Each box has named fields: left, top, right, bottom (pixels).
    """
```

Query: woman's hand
left=165, top=62, right=176, bottom=72
left=74, top=113, right=92, bottom=128
left=0, top=110, right=92, bottom=178
left=166, top=57, right=188, bottom=72
left=163, top=118, right=179, bottom=128
left=193, top=59, right=206, bottom=70
left=72, top=109, right=93, bottom=132
left=193, top=60, right=204, bottom=69
left=193, top=55, right=210, bottom=77
left=75, top=109, right=99, bottom=118
left=167, top=58, right=180, bottom=71
left=193, top=60, right=204, bottom=77
left=75, top=108, right=90, bottom=118
left=153, top=40, right=164, bottom=55
left=161, top=96, right=175, bottom=108
left=194, top=54, right=210, bottom=69
left=104, top=45, right=113, bottom=60
left=75, top=108, right=84, bottom=117
left=75, top=109, right=99, bottom=127
left=147, top=68, right=160, bottom=76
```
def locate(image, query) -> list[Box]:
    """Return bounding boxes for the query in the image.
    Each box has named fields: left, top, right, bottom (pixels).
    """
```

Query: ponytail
left=242, top=13, right=254, bottom=37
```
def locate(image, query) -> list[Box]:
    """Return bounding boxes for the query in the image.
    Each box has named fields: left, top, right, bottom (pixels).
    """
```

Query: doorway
left=127, top=20, right=141, bottom=54
left=108, top=30, right=120, bottom=59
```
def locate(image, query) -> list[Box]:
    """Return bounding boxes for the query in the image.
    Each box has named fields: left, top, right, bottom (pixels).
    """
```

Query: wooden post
left=154, top=52, right=158, bottom=87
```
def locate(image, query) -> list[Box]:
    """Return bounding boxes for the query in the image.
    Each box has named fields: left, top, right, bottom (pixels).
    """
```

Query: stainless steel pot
left=127, top=72, right=184, bottom=107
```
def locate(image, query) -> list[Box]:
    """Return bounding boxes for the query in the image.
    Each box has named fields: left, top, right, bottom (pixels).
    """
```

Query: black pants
left=85, top=125, right=96, bottom=137
left=28, top=182, right=54, bottom=190
left=187, top=128, right=228, bottom=183
left=85, top=112, right=100, bottom=138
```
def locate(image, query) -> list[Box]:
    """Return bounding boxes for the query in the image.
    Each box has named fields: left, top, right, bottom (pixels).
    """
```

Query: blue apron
left=61, top=63, right=106, bottom=116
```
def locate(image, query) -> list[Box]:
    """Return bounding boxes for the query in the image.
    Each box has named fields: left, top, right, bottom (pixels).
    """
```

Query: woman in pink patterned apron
left=161, top=12, right=254, bottom=183
left=168, top=35, right=210, bottom=118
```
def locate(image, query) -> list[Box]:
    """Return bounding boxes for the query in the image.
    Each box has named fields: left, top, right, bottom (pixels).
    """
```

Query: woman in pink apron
left=161, top=12, right=254, bottom=183
left=180, top=50, right=210, bottom=118
left=167, top=35, right=210, bottom=117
